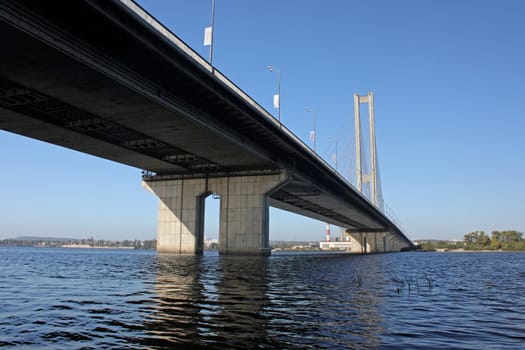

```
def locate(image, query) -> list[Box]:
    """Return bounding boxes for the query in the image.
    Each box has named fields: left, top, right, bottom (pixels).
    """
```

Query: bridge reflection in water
left=144, top=253, right=384, bottom=349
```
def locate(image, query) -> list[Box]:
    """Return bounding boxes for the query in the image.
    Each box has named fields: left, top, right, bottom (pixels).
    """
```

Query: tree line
left=0, top=237, right=157, bottom=249
left=463, top=230, right=524, bottom=250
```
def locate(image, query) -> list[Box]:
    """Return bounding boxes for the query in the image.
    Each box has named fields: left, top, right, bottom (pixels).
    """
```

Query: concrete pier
left=347, top=230, right=404, bottom=253
left=143, top=172, right=289, bottom=255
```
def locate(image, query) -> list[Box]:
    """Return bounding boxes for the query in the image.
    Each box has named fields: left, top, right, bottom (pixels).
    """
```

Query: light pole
left=267, top=66, right=281, bottom=123
left=209, top=0, right=216, bottom=65
left=305, top=107, right=317, bottom=152
left=203, top=0, right=216, bottom=65
left=328, top=136, right=338, bottom=172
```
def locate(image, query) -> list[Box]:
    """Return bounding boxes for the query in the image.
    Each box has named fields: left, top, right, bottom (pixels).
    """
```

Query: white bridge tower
left=354, top=92, right=379, bottom=207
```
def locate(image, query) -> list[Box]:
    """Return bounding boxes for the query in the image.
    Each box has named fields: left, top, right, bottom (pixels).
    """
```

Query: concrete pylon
left=347, top=231, right=366, bottom=254
left=346, top=230, right=393, bottom=254
left=143, top=172, right=289, bottom=255
left=354, top=92, right=378, bottom=207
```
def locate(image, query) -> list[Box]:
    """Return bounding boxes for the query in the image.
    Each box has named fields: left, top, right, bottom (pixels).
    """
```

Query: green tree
left=142, top=240, right=157, bottom=250
left=478, top=231, right=491, bottom=246
left=492, top=230, right=523, bottom=250
left=490, top=231, right=501, bottom=249
left=464, top=231, right=480, bottom=245
left=463, top=230, right=491, bottom=249
left=420, top=241, right=436, bottom=251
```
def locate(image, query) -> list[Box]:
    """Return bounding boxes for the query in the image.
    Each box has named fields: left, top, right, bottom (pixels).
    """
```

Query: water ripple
left=1, top=248, right=525, bottom=349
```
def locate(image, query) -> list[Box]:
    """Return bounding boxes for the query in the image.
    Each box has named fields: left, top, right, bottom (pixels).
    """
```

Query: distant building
left=204, top=238, right=219, bottom=250
left=319, top=241, right=352, bottom=250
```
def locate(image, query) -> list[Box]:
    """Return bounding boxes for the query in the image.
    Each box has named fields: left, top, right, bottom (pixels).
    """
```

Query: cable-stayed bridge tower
left=354, top=92, right=380, bottom=208
left=347, top=92, right=404, bottom=253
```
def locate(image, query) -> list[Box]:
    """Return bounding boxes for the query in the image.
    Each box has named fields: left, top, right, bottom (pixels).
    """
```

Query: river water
left=1, top=248, right=524, bottom=349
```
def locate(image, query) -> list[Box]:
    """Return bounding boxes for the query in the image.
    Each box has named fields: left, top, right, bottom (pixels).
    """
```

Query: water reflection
left=213, top=256, right=269, bottom=347
left=146, top=254, right=270, bottom=349
left=146, top=253, right=386, bottom=349
left=145, top=255, right=206, bottom=348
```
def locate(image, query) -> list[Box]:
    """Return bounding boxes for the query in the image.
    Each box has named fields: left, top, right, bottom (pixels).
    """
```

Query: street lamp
left=267, top=65, right=281, bottom=123
left=305, top=107, right=317, bottom=152
left=328, top=136, right=338, bottom=172
left=203, top=0, right=216, bottom=65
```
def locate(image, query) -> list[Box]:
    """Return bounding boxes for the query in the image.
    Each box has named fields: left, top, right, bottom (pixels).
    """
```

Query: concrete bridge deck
left=0, top=0, right=413, bottom=254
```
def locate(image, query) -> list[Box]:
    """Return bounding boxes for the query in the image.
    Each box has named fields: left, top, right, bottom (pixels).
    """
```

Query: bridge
left=0, top=0, right=413, bottom=255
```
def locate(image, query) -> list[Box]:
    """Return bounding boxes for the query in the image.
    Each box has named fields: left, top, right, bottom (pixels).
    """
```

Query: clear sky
left=1, top=0, right=524, bottom=242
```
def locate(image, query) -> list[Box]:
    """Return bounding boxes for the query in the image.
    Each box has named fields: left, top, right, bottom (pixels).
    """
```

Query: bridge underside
left=0, top=0, right=412, bottom=254
left=141, top=172, right=401, bottom=255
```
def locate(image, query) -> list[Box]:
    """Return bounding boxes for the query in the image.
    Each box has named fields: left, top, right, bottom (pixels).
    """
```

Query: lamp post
left=209, top=0, right=216, bottom=65
left=267, top=66, right=281, bottom=123
left=305, top=107, right=317, bottom=152
left=203, top=0, right=216, bottom=65
left=328, top=136, right=338, bottom=172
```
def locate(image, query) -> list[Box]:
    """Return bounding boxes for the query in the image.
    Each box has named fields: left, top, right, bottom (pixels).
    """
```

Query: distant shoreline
left=59, top=245, right=135, bottom=249
left=0, top=245, right=152, bottom=250
left=431, top=248, right=523, bottom=253
left=0, top=237, right=157, bottom=250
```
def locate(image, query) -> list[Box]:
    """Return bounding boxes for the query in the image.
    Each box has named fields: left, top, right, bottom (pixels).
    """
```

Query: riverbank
left=60, top=244, right=135, bottom=249
left=432, top=248, right=521, bottom=253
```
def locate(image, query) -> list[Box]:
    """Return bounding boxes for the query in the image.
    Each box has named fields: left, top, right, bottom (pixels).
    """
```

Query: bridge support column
left=392, top=238, right=399, bottom=252
left=142, top=179, right=207, bottom=254
left=347, top=231, right=391, bottom=254
left=347, top=231, right=367, bottom=254
left=215, top=173, right=288, bottom=255
left=143, top=172, right=288, bottom=255
left=386, top=236, right=405, bottom=252
left=376, top=233, right=388, bottom=253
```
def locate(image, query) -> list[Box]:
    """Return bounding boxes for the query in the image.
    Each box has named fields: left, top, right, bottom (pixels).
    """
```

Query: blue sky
left=1, top=0, right=524, bottom=242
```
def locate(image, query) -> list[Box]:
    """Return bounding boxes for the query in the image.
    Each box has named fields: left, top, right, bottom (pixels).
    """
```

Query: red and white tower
left=326, top=223, right=331, bottom=242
